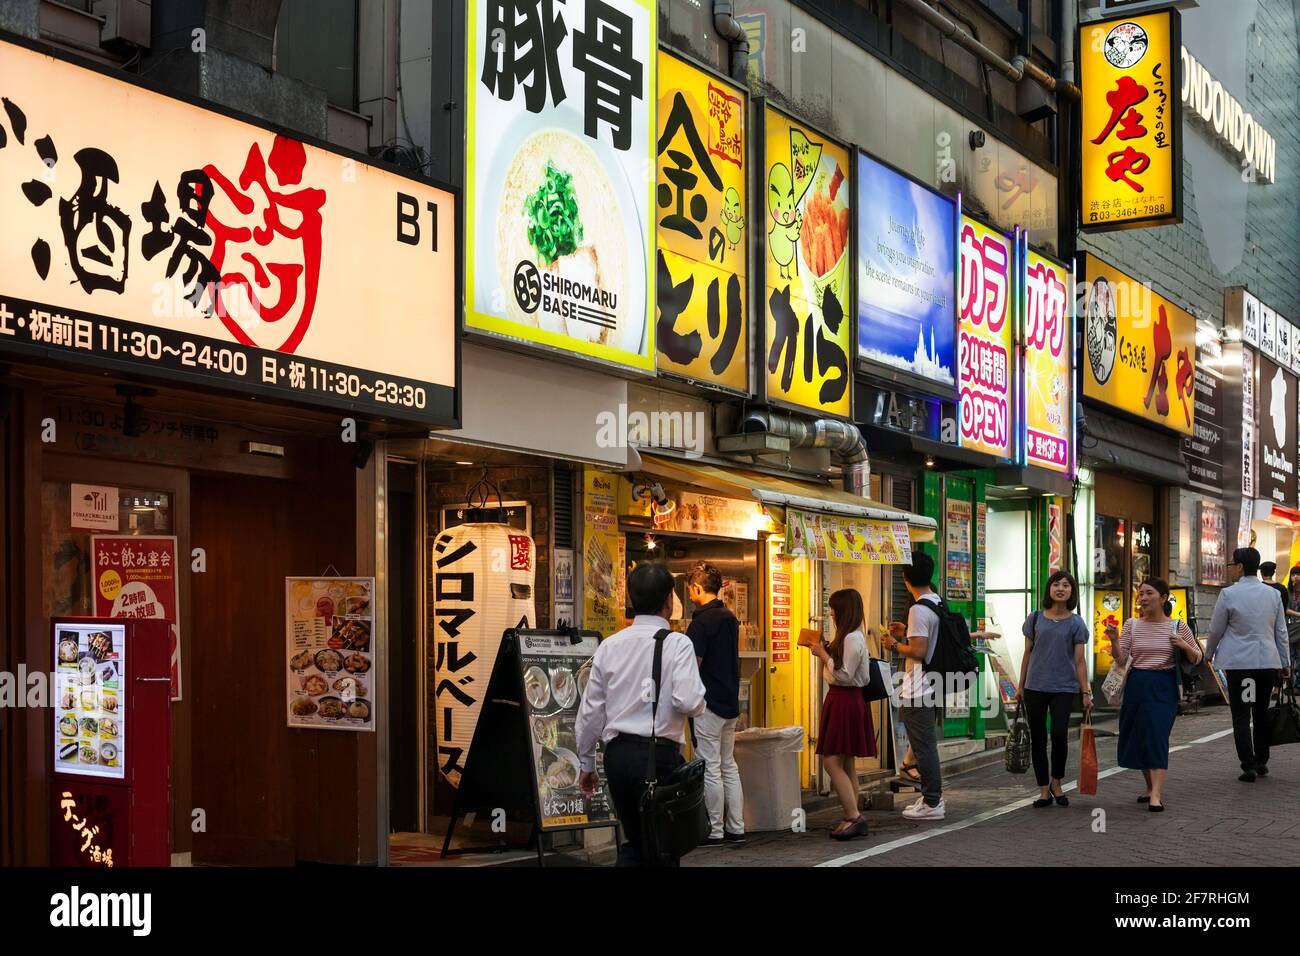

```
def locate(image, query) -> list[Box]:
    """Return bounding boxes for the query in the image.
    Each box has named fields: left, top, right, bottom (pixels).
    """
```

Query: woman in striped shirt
left=1106, top=577, right=1202, bottom=812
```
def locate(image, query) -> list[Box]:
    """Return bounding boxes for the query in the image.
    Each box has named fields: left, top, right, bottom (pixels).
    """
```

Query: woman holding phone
left=807, top=588, right=876, bottom=840
left=1108, top=577, right=1202, bottom=811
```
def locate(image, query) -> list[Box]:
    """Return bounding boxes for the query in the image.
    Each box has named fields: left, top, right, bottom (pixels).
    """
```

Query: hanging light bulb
left=645, top=535, right=657, bottom=551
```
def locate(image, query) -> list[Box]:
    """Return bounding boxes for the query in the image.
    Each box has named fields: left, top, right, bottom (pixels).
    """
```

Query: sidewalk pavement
left=684, top=706, right=1300, bottom=867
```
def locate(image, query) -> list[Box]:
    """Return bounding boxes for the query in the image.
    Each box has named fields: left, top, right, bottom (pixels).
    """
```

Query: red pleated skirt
left=817, top=684, right=877, bottom=757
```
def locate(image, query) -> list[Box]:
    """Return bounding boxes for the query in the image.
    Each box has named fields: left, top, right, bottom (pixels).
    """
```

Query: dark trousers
left=1023, top=689, right=1073, bottom=786
left=602, top=735, right=685, bottom=867
left=1226, top=669, right=1278, bottom=771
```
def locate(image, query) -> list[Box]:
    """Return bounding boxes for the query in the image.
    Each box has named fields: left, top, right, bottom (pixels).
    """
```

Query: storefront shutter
left=888, top=476, right=915, bottom=621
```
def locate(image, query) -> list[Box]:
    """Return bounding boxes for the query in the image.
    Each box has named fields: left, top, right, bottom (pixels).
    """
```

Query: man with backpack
left=882, top=552, right=956, bottom=821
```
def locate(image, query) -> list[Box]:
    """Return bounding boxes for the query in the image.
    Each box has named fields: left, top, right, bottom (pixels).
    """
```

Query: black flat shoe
left=1137, top=795, right=1150, bottom=803
left=1256, top=766, right=1269, bottom=777
left=1148, top=802, right=1165, bottom=812
left=1033, top=797, right=1053, bottom=808
left=1053, top=794, right=1069, bottom=806
left=830, top=815, right=868, bottom=841
left=1239, top=770, right=1257, bottom=782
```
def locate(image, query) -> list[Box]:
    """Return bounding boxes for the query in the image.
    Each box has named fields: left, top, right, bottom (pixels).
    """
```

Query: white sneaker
left=905, top=796, right=925, bottom=810
left=902, top=799, right=946, bottom=821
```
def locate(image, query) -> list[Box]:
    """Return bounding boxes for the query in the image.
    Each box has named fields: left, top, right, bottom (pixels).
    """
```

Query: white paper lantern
left=432, top=523, right=536, bottom=786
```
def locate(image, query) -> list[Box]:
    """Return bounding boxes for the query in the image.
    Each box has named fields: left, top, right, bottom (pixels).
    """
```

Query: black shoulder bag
left=638, top=629, right=709, bottom=866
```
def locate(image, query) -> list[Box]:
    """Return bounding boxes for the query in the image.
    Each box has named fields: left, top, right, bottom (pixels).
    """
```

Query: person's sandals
left=1050, top=784, right=1068, bottom=807
left=830, top=815, right=868, bottom=840
left=899, top=764, right=922, bottom=785
left=1137, top=794, right=1150, bottom=803
left=1032, top=796, right=1054, bottom=808
left=1148, top=802, right=1165, bottom=812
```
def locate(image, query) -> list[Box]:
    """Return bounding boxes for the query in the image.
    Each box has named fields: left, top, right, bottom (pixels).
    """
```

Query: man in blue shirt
left=1206, top=547, right=1292, bottom=782
left=686, top=561, right=745, bottom=847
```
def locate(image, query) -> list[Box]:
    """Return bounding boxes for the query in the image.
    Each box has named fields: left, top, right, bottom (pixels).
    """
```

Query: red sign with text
left=92, top=535, right=182, bottom=700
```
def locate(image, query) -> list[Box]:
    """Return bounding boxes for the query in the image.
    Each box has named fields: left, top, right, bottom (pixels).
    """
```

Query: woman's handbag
left=638, top=630, right=709, bottom=866
left=1004, top=705, right=1031, bottom=774
left=1101, top=656, right=1130, bottom=706
left=860, top=635, right=890, bottom=703
left=1078, top=711, right=1098, bottom=795
left=1269, top=681, right=1300, bottom=747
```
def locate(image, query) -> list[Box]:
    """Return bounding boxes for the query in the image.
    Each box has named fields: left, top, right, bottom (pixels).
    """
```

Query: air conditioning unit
left=93, top=0, right=152, bottom=50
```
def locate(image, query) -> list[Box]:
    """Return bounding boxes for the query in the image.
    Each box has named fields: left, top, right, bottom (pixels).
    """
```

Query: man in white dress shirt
left=576, top=562, right=706, bottom=866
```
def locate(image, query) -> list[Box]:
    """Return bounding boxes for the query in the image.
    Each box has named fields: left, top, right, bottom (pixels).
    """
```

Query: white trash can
left=733, top=726, right=805, bottom=832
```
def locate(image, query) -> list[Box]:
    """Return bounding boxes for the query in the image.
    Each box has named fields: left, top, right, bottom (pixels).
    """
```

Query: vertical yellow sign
left=655, top=52, right=749, bottom=392
left=582, top=468, right=623, bottom=636
left=1079, top=8, right=1181, bottom=229
left=763, top=109, right=852, bottom=418
left=1023, top=248, right=1072, bottom=473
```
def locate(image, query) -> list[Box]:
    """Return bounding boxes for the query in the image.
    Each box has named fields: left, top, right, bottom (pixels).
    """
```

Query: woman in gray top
left=1017, top=570, right=1092, bottom=808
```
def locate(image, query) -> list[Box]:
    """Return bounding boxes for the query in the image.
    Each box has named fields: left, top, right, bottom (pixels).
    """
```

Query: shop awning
left=634, top=453, right=937, bottom=541
left=1253, top=501, right=1300, bottom=526
left=1080, top=408, right=1187, bottom=486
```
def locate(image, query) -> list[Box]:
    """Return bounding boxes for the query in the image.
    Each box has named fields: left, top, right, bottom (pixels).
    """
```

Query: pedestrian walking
left=576, top=562, right=706, bottom=866
left=806, top=588, right=875, bottom=840
left=1016, top=570, right=1092, bottom=808
left=1107, top=577, right=1203, bottom=811
left=1205, top=547, right=1292, bottom=782
left=1260, top=561, right=1291, bottom=612
left=684, top=561, right=745, bottom=848
left=1288, top=566, right=1300, bottom=691
left=882, top=552, right=945, bottom=821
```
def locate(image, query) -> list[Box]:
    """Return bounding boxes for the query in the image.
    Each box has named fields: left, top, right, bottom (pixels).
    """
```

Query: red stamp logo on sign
left=508, top=534, right=532, bottom=571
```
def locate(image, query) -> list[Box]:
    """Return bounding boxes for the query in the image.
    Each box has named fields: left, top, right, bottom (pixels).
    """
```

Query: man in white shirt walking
left=577, top=562, right=706, bottom=866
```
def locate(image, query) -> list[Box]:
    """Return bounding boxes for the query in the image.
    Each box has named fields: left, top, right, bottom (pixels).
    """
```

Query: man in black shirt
left=686, top=561, right=746, bottom=847
left=1260, top=562, right=1291, bottom=612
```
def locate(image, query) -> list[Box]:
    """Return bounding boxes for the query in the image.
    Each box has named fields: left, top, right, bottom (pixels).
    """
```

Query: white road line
left=817, top=727, right=1235, bottom=868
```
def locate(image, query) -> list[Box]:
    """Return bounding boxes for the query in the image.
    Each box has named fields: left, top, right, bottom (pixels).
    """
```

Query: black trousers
left=1226, top=669, right=1278, bottom=771
left=1023, top=689, right=1074, bottom=787
left=602, top=735, right=685, bottom=867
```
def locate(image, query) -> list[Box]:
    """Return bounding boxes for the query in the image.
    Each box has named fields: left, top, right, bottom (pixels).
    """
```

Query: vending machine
left=50, top=617, right=171, bottom=867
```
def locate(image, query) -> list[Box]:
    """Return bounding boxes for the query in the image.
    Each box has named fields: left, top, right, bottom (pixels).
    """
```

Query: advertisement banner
left=583, top=469, right=622, bottom=636
left=91, top=536, right=181, bottom=701
left=1093, top=589, right=1124, bottom=675
left=1023, top=246, right=1072, bottom=472
left=1242, top=347, right=1256, bottom=496
left=1183, top=331, right=1224, bottom=493
left=1198, top=502, right=1227, bottom=586
left=0, top=39, right=457, bottom=425
left=1048, top=502, right=1064, bottom=573
left=1081, top=254, right=1196, bottom=436
left=1079, top=8, right=1181, bottom=230
left=945, top=497, right=973, bottom=601
left=855, top=151, right=956, bottom=390
left=784, top=509, right=912, bottom=565
left=465, top=0, right=656, bottom=372
left=957, top=215, right=1015, bottom=459
left=655, top=51, right=748, bottom=392
left=763, top=108, right=852, bottom=418
left=285, top=577, right=376, bottom=733
left=1256, top=355, right=1298, bottom=508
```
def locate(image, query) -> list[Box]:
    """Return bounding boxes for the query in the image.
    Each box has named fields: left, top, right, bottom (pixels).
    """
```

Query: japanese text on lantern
left=655, top=51, right=748, bottom=391
left=1024, top=250, right=1071, bottom=472
left=1080, top=9, right=1180, bottom=229
left=957, top=217, right=1013, bottom=458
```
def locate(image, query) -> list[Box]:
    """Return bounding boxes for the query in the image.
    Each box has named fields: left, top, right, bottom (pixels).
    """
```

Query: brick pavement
left=683, top=707, right=1300, bottom=867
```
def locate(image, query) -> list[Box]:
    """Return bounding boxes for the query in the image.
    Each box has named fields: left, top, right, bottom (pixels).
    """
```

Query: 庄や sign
left=0, top=38, right=457, bottom=425
left=1079, top=8, right=1182, bottom=230
left=465, top=0, right=656, bottom=373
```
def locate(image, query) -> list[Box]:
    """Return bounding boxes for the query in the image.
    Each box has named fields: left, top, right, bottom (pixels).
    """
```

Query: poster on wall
left=1256, top=356, right=1298, bottom=508
left=655, top=50, right=748, bottom=392
left=1198, top=503, right=1227, bottom=586
left=1093, top=589, right=1124, bottom=675
left=975, top=502, right=987, bottom=603
left=71, top=485, right=119, bottom=532
left=0, top=39, right=457, bottom=426
left=1078, top=8, right=1182, bottom=230
left=583, top=469, right=622, bottom=636
left=768, top=538, right=792, bottom=663
left=957, top=215, right=1015, bottom=460
left=945, top=498, right=973, bottom=602
left=1130, top=522, right=1154, bottom=597
left=855, top=151, right=956, bottom=390
left=285, top=577, right=375, bottom=731
left=1081, top=254, right=1196, bottom=437
left=465, top=0, right=656, bottom=372
left=763, top=108, right=852, bottom=418
left=1241, top=346, right=1256, bottom=497
left=1048, top=502, right=1064, bottom=573
left=1023, top=247, right=1073, bottom=473
left=91, top=535, right=181, bottom=701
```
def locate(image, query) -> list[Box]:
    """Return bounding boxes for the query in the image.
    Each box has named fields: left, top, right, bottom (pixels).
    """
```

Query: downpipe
left=712, top=0, right=750, bottom=83
left=741, top=410, right=871, bottom=499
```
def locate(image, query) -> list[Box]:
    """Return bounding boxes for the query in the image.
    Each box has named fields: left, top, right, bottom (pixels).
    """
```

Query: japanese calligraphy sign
left=784, top=509, right=912, bottom=566
left=582, top=468, right=623, bottom=636
left=432, top=526, right=536, bottom=783
left=91, top=536, right=181, bottom=701
left=52, top=787, right=123, bottom=868
left=763, top=108, right=852, bottom=418
left=1256, top=356, right=1297, bottom=508
left=957, top=214, right=1015, bottom=460
left=655, top=50, right=748, bottom=392
left=0, top=38, right=457, bottom=424
left=466, top=0, right=656, bottom=372
left=1022, top=245, right=1073, bottom=473
left=1081, top=254, right=1195, bottom=436
left=856, top=150, right=956, bottom=392
left=285, top=577, right=376, bottom=731
left=1079, top=8, right=1182, bottom=230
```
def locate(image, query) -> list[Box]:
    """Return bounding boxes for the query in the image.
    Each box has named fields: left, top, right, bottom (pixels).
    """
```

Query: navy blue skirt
left=1117, top=667, right=1178, bottom=770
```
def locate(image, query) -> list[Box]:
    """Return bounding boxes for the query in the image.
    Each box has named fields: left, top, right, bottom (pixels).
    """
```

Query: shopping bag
left=1269, top=683, right=1300, bottom=747
left=1101, top=658, right=1130, bottom=706
left=1078, top=713, right=1098, bottom=795
left=1004, top=706, right=1031, bottom=774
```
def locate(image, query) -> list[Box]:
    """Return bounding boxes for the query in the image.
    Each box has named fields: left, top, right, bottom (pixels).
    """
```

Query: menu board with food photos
left=518, top=631, right=614, bottom=830
left=285, top=577, right=375, bottom=731
left=53, top=622, right=127, bottom=780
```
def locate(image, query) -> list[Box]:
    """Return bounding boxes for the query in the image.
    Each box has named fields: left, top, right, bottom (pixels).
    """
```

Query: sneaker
left=904, top=796, right=925, bottom=811
left=902, top=799, right=945, bottom=821
left=722, top=831, right=747, bottom=845
left=697, top=836, right=725, bottom=848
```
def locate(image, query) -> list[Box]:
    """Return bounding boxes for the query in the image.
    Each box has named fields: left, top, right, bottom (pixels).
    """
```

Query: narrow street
left=687, top=708, right=1299, bottom=867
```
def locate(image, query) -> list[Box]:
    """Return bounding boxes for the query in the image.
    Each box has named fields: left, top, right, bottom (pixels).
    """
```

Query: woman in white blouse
left=808, top=589, right=876, bottom=840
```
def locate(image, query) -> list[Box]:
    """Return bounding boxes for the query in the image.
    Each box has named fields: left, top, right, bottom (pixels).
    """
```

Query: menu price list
left=53, top=623, right=127, bottom=781
left=285, top=578, right=375, bottom=731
